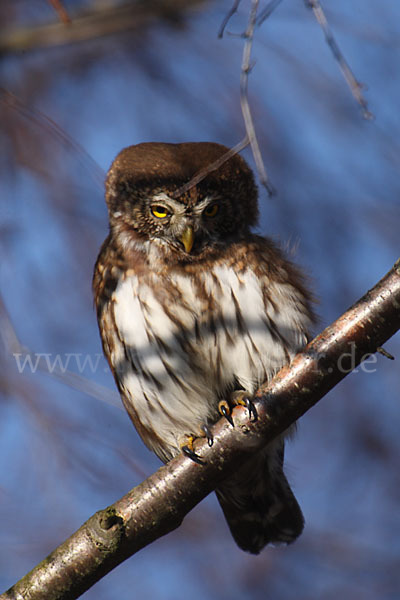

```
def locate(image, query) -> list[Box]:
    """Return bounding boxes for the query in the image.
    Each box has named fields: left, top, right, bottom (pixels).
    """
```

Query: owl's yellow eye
left=151, top=206, right=170, bottom=219
left=204, top=204, right=219, bottom=218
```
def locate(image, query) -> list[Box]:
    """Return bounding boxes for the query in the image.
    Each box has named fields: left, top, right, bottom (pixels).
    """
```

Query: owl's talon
left=231, top=390, right=258, bottom=422
left=219, top=400, right=234, bottom=427
left=181, top=445, right=205, bottom=465
left=245, top=397, right=258, bottom=422
left=202, top=424, right=214, bottom=447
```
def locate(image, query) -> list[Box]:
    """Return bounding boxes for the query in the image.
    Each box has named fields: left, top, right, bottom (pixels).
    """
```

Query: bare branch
left=257, top=0, right=283, bottom=27
left=240, top=0, right=275, bottom=195
left=175, top=0, right=275, bottom=198
left=0, top=293, right=20, bottom=355
left=171, top=136, right=249, bottom=198
left=305, top=0, right=373, bottom=119
left=0, top=0, right=207, bottom=54
left=218, top=0, right=283, bottom=37
left=0, top=88, right=106, bottom=190
left=0, top=291, right=121, bottom=410
left=48, top=0, right=71, bottom=24
left=3, top=259, right=400, bottom=600
left=218, top=0, right=242, bottom=38
left=376, top=346, right=395, bottom=360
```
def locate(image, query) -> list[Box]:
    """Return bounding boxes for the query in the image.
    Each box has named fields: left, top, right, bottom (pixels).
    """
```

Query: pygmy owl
left=93, top=142, right=314, bottom=554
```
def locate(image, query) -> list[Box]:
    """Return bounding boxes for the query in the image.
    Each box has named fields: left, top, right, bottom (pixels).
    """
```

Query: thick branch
left=3, top=260, right=400, bottom=600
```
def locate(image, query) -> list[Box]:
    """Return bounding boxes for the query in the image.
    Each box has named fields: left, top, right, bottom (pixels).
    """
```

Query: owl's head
left=105, top=142, right=258, bottom=261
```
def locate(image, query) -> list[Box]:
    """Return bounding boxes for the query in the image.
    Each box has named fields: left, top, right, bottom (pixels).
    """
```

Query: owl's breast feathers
left=93, top=234, right=314, bottom=461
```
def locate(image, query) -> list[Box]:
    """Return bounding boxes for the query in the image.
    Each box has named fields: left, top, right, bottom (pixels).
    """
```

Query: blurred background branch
left=48, top=0, right=71, bottom=25
left=1, top=1, right=400, bottom=598
left=0, top=1, right=207, bottom=53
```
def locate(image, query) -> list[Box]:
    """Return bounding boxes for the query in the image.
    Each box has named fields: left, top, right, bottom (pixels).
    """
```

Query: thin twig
left=241, top=0, right=275, bottom=195
left=0, top=1, right=206, bottom=54
left=218, top=0, right=242, bottom=38
left=171, top=136, right=249, bottom=198
left=0, top=293, right=20, bottom=355
left=305, top=0, right=373, bottom=120
left=175, top=0, right=274, bottom=198
left=0, top=88, right=105, bottom=189
left=257, top=0, right=283, bottom=27
left=48, top=0, right=71, bottom=24
left=0, top=292, right=121, bottom=410
left=377, top=346, right=395, bottom=360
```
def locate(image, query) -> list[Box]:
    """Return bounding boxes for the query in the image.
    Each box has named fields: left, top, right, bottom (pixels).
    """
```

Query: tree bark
left=3, top=259, right=400, bottom=600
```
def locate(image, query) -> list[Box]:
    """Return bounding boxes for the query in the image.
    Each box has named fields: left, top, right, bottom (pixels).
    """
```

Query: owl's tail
left=215, top=442, right=304, bottom=554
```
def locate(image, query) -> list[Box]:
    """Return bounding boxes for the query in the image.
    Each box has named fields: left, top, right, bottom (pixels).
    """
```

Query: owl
left=93, top=142, right=314, bottom=554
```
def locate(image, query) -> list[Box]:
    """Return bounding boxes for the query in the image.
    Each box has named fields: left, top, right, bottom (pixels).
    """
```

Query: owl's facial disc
left=149, top=193, right=218, bottom=255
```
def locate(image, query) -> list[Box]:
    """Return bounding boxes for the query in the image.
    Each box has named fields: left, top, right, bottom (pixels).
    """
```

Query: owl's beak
left=179, top=226, right=194, bottom=253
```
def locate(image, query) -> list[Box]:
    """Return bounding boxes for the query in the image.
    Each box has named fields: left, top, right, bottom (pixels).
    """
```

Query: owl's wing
left=211, top=236, right=313, bottom=553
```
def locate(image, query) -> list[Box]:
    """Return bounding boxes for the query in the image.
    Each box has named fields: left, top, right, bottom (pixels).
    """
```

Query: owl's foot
left=231, top=390, right=258, bottom=422
left=218, top=400, right=234, bottom=427
left=218, top=393, right=258, bottom=426
left=181, top=436, right=205, bottom=465
left=181, top=423, right=213, bottom=464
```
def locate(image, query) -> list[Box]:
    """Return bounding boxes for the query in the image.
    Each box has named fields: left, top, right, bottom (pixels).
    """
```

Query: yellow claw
left=180, top=226, right=194, bottom=253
